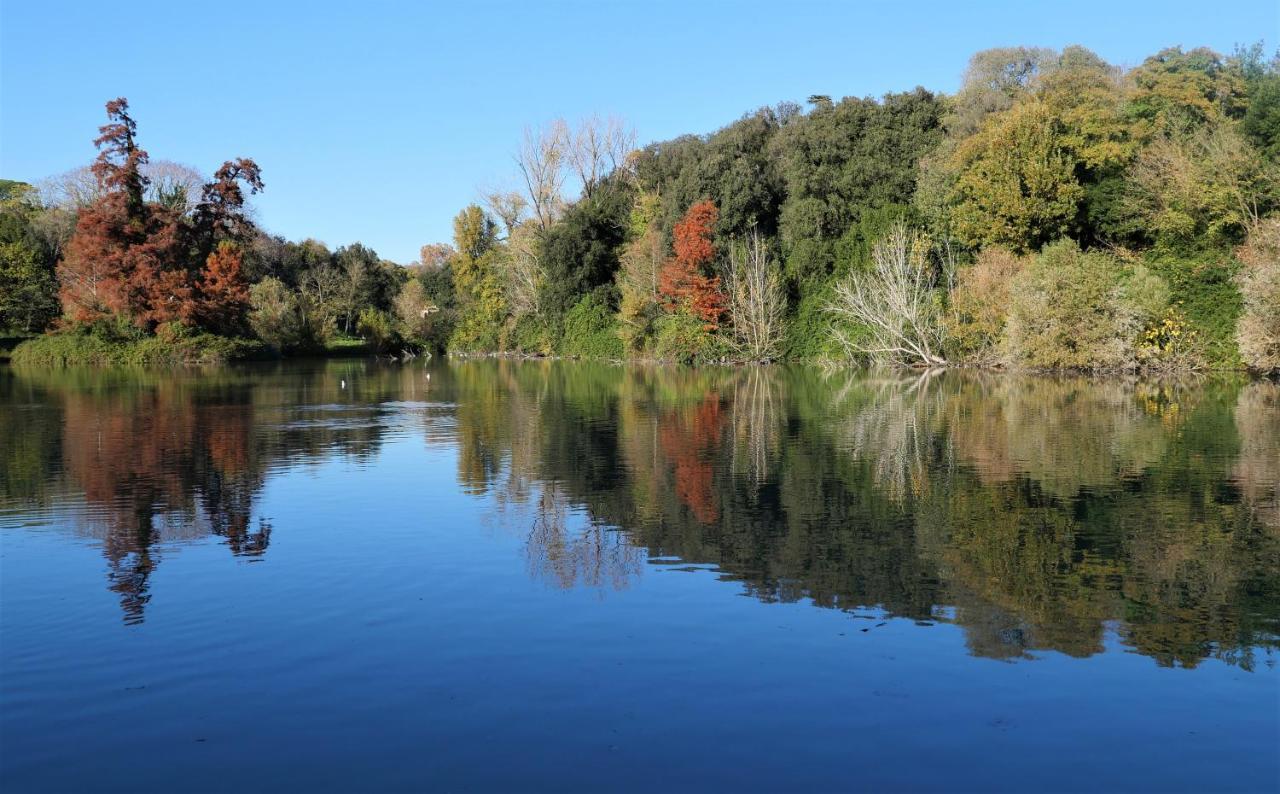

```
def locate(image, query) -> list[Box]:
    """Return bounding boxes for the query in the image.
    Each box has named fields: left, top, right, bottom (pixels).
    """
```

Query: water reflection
left=2, top=361, right=1277, bottom=667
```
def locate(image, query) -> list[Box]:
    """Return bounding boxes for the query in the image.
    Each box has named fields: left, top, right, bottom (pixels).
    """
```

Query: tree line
left=3, top=43, right=1279, bottom=371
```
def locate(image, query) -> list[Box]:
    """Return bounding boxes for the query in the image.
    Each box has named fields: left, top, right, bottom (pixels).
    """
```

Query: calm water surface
left=1, top=360, right=1278, bottom=792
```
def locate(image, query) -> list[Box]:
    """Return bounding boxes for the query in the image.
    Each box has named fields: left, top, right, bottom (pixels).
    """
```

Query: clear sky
left=2, top=0, right=1277, bottom=263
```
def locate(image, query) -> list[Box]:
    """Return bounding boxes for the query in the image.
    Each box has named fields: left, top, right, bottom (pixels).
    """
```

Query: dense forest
left=3, top=43, right=1279, bottom=371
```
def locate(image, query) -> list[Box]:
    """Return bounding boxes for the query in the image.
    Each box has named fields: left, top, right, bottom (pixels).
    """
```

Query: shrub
left=1236, top=218, right=1280, bottom=373
left=945, top=247, right=1026, bottom=364
left=10, top=320, right=260, bottom=367
left=653, top=311, right=719, bottom=364
left=783, top=284, right=863, bottom=361
left=248, top=277, right=302, bottom=352
left=508, top=313, right=556, bottom=355
left=1004, top=239, right=1167, bottom=370
left=1146, top=251, right=1243, bottom=367
left=560, top=294, right=624, bottom=359
left=356, top=308, right=398, bottom=352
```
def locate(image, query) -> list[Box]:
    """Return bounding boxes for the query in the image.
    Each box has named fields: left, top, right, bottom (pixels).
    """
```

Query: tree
left=0, top=240, right=58, bottom=332
left=1235, top=217, right=1280, bottom=372
left=482, top=190, right=527, bottom=237
left=568, top=114, right=636, bottom=198
left=539, top=176, right=633, bottom=317
left=659, top=200, right=726, bottom=330
left=1126, top=124, right=1278, bottom=245
left=503, top=222, right=542, bottom=319
left=248, top=277, right=301, bottom=351
left=192, top=158, right=263, bottom=260
left=516, top=120, right=569, bottom=231
left=616, top=193, right=665, bottom=349
left=0, top=184, right=59, bottom=332
left=393, top=279, right=438, bottom=344
left=725, top=229, right=785, bottom=360
left=449, top=205, right=506, bottom=349
left=946, top=46, right=1058, bottom=138
left=1004, top=240, right=1167, bottom=369
left=949, top=100, right=1085, bottom=252
left=944, top=246, right=1026, bottom=364
left=198, top=241, right=250, bottom=334
left=827, top=223, right=945, bottom=366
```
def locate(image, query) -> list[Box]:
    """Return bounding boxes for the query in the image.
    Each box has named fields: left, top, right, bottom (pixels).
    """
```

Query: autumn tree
left=659, top=200, right=726, bottom=329
left=449, top=204, right=507, bottom=349
left=192, top=158, right=263, bottom=260
left=198, top=241, right=251, bottom=334
left=949, top=100, right=1084, bottom=252
left=59, top=98, right=186, bottom=324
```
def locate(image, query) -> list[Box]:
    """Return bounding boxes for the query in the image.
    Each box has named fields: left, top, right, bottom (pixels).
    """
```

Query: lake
left=1, top=359, right=1277, bottom=792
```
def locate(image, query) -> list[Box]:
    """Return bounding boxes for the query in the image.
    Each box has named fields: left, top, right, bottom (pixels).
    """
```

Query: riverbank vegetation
left=3, top=43, right=1278, bottom=371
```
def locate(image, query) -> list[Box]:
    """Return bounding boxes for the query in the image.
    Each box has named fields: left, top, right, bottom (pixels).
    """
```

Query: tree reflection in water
left=2, top=361, right=1277, bottom=666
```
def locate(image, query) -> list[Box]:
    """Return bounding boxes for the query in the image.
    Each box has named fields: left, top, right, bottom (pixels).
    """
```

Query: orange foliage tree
left=659, top=200, right=727, bottom=329
left=198, top=242, right=251, bottom=334
left=57, top=98, right=263, bottom=333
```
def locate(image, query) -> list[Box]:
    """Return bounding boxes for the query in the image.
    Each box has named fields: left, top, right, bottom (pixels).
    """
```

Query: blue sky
left=2, top=0, right=1277, bottom=263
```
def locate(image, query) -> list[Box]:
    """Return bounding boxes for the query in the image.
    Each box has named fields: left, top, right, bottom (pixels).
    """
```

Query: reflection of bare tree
left=525, top=485, right=642, bottom=592
left=1234, top=381, right=1280, bottom=533
left=827, top=369, right=947, bottom=501
left=728, top=367, right=785, bottom=484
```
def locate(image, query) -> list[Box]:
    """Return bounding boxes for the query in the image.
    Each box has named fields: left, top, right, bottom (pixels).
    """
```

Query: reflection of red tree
left=60, top=386, right=267, bottom=623
left=659, top=393, right=724, bottom=524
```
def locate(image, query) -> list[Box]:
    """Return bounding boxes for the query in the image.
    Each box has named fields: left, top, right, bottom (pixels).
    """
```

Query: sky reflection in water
left=1, top=360, right=1277, bottom=791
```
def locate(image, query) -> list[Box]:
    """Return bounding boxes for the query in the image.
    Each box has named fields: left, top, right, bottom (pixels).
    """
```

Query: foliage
left=658, top=200, right=726, bottom=329
left=538, top=177, right=633, bottom=317
left=10, top=320, right=260, bottom=367
left=949, top=100, right=1085, bottom=252
left=652, top=311, right=722, bottom=364
left=356, top=308, right=398, bottom=352
left=828, top=223, right=946, bottom=366
left=1125, top=124, right=1279, bottom=247
left=1004, top=240, right=1167, bottom=370
left=248, top=277, right=302, bottom=352
left=1235, top=218, right=1280, bottom=372
left=560, top=294, right=624, bottom=359
left=945, top=247, right=1026, bottom=364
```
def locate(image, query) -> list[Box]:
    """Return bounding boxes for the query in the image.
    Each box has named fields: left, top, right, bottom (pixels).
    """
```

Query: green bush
left=356, top=307, right=399, bottom=352
left=560, top=294, right=624, bottom=359
left=1005, top=240, right=1168, bottom=370
left=508, top=313, right=556, bottom=355
left=652, top=312, right=725, bottom=364
left=1146, top=251, right=1243, bottom=368
left=10, top=321, right=262, bottom=368
left=783, top=283, right=866, bottom=361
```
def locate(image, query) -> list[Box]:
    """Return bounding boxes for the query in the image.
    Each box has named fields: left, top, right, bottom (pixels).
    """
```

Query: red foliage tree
left=58, top=98, right=264, bottom=333
left=198, top=241, right=251, bottom=334
left=193, top=158, right=263, bottom=257
left=658, top=200, right=726, bottom=329
left=59, top=99, right=191, bottom=327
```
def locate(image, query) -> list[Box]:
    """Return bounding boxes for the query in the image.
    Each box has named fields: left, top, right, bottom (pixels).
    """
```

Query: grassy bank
left=9, top=323, right=264, bottom=368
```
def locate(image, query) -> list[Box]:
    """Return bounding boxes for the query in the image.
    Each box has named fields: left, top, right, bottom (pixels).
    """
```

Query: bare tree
left=828, top=223, right=947, bottom=367
left=39, top=160, right=205, bottom=213
left=482, top=190, right=528, bottom=238
left=504, top=222, right=543, bottom=318
left=515, top=120, right=569, bottom=231
left=568, top=114, right=636, bottom=196
left=38, top=165, right=101, bottom=209
left=725, top=229, right=786, bottom=361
